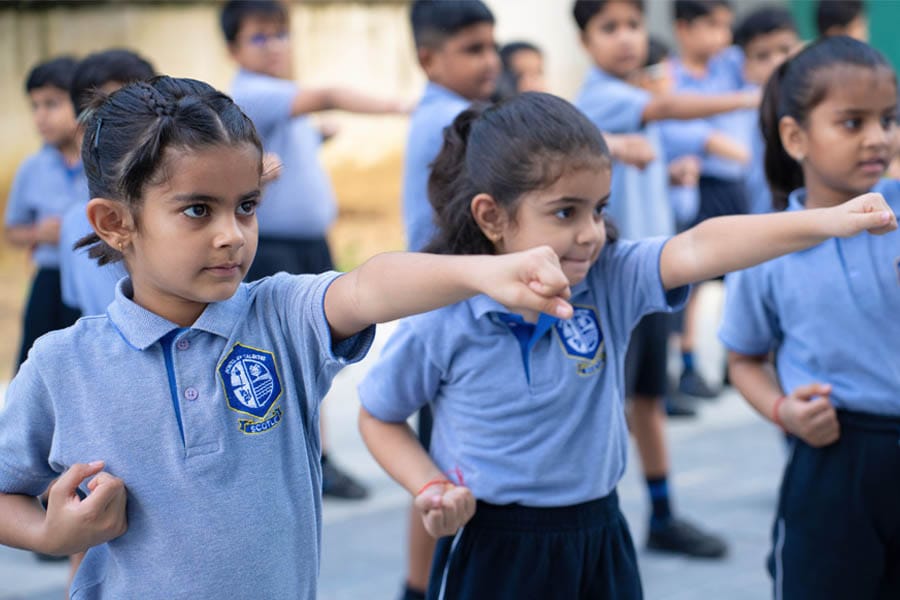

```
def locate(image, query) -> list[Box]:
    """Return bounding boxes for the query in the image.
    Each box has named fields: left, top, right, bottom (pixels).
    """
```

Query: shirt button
left=184, top=387, right=199, bottom=401
left=176, top=338, right=190, bottom=351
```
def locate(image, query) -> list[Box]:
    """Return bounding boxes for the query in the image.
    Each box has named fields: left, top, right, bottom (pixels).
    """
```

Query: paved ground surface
left=0, top=283, right=787, bottom=600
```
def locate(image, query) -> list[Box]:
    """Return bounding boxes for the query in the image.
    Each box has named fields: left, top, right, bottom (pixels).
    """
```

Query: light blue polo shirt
left=59, top=202, right=125, bottom=314
left=4, top=145, right=88, bottom=267
left=719, top=179, right=900, bottom=416
left=671, top=53, right=750, bottom=182
left=403, top=82, right=472, bottom=251
left=0, top=272, right=374, bottom=599
left=575, top=67, right=674, bottom=241
left=230, top=69, right=336, bottom=239
left=359, top=238, right=688, bottom=506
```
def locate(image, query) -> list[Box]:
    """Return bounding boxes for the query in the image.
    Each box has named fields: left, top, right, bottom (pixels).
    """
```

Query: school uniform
left=59, top=202, right=126, bottom=315
left=403, top=82, right=472, bottom=252
left=360, top=238, right=688, bottom=600
left=575, top=67, right=676, bottom=399
left=4, top=145, right=86, bottom=367
left=0, top=272, right=374, bottom=599
left=402, top=81, right=472, bottom=448
left=719, top=180, right=900, bottom=599
left=230, top=70, right=337, bottom=279
left=671, top=53, right=752, bottom=222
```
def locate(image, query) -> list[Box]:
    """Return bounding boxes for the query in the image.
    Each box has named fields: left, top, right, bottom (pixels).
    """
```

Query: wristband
left=772, top=395, right=786, bottom=430
left=416, top=477, right=452, bottom=497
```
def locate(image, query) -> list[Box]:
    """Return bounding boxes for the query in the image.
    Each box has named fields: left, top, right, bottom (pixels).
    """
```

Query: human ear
left=779, top=115, right=807, bottom=162
left=470, top=193, right=509, bottom=245
left=86, top=198, right=135, bottom=251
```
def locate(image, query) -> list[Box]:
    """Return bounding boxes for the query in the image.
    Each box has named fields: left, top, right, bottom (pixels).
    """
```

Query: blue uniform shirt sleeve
left=0, top=346, right=60, bottom=496
left=659, top=119, right=713, bottom=161
left=577, top=77, right=651, bottom=134
left=598, top=238, right=690, bottom=334
left=718, top=265, right=782, bottom=356
left=231, top=74, right=296, bottom=136
left=358, top=319, right=443, bottom=423
left=4, top=159, right=35, bottom=227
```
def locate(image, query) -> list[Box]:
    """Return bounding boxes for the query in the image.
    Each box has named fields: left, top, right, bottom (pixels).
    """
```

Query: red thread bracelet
left=417, top=477, right=452, bottom=496
left=772, top=395, right=786, bottom=430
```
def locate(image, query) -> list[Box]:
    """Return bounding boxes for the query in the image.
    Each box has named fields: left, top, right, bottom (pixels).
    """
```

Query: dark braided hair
left=78, top=76, right=262, bottom=265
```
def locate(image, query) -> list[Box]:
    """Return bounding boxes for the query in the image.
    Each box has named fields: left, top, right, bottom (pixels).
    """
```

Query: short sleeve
left=597, top=238, right=689, bottom=333
left=4, top=160, right=34, bottom=227
left=0, top=353, right=60, bottom=496
left=577, top=81, right=651, bottom=134
left=718, top=266, right=782, bottom=356
left=358, top=320, right=443, bottom=423
left=231, top=75, right=297, bottom=136
left=659, top=119, right=713, bottom=161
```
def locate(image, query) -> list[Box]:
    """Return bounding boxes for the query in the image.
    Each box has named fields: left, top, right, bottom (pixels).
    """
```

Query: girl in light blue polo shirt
left=357, top=92, right=896, bottom=600
left=719, top=37, right=900, bottom=600
left=0, top=76, right=578, bottom=600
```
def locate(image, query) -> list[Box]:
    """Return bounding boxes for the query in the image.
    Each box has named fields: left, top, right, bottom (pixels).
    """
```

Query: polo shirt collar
left=787, top=188, right=807, bottom=212
left=468, top=281, right=589, bottom=322
left=107, top=278, right=248, bottom=350
left=422, top=81, right=469, bottom=106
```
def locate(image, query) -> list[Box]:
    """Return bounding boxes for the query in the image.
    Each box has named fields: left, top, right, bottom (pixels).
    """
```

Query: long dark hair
left=78, top=76, right=262, bottom=264
left=425, top=92, right=612, bottom=255
left=760, top=36, right=893, bottom=210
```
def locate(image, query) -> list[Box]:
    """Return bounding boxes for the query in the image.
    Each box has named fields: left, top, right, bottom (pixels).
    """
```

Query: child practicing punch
left=357, top=91, right=896, bottom=600
left=720, top=36, right=900, bottom=600
left=0, top=76, right=578, bottom=599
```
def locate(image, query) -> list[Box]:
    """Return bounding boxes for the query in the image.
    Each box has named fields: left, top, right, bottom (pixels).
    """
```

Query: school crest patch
left=218, top=343, right=283, bottom=434
left=554, top=305, right=605, bottom=376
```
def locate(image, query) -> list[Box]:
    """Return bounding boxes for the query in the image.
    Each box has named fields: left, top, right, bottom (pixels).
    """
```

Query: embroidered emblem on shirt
left=218, top=343, right=283, bottom=434
left=554, top=305, right=605, bottom=376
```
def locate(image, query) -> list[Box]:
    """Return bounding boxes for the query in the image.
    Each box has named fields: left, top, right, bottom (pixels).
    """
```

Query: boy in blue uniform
left=221, top=0, right=408, bottom=500
left=571, top=0, right=756, bottom=558
left=59, top=49, right=156, bottom=317
left=401, top=3, right=499, bottom=596
left=5, top=56, right=83, bottom=370
left=732, top=7, right=799, bottom=215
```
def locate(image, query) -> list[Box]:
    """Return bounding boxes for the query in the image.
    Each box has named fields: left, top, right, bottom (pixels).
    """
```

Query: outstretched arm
left=660, top=192, right=897, bottom=289
left=324, top=247, right=573, bottom=341
left=290, top=87, right=410, bottom=117
left=642, top=89, right=758, bottom=123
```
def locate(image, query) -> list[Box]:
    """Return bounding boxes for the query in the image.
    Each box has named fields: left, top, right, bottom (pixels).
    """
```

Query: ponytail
left=425, top=105, right=493, bottom=255
left=760, top=60, right=803, bottom=211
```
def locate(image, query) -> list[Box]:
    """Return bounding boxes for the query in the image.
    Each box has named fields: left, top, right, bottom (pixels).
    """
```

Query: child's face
left=28, top=85, right=77, bottom=147
left=742, top=29, right=799, bottom=86
left=674, top=7, right=734, bottom=63
left=498, top=165, right=611, bottom=286
left=228, top=15, right=292, bottom=79
left=580, top=1, right=648, bottom=79
left=421, top=23, right=500, bottom=101
left=788, top=67, right=896, bottom=202
left=509, top=49, right=546, bottom=94
left=127, top=144, right=261, bottom=326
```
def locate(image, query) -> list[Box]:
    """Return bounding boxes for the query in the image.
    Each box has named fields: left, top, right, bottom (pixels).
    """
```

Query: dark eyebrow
left=171, top=190, right=261, bottom=205
left=548, top=193, right=611, bottom=206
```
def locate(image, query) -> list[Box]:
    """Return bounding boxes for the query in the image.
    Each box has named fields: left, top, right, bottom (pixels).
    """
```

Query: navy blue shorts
left=245, top=235, right=334, bottom=281
left=624, top=312, right=670, bottom=399
left=427, top=491, right=642, bottom=600
left=17, top=267, right=80, bottom=370
left=693, top=175, right=749, bottom=225
left=769, top=410, right=900, bottom=600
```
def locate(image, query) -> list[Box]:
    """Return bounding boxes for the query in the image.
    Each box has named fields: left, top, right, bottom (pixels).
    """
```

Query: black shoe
left=665, top=395, right=697, bottom=418
left=322, top=458, right=369, bottom=500
left=647, top=517, right=728, bottom=559
left=678, top=369, right=718, bottom=399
